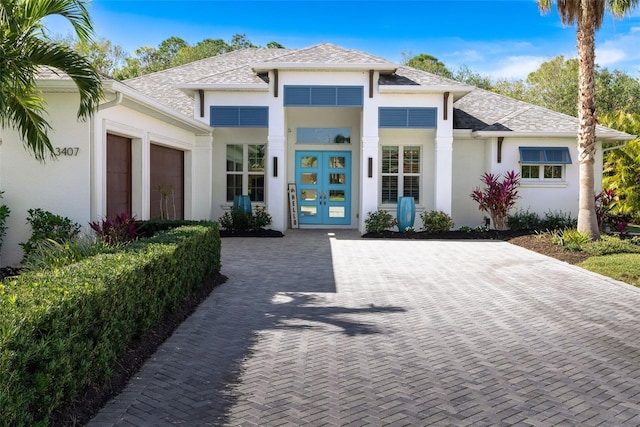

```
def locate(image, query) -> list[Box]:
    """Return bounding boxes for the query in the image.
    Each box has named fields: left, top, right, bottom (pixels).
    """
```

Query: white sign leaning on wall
left=288, top=183, right=299, bottom=229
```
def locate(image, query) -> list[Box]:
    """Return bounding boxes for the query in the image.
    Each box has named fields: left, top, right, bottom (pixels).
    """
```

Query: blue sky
left=46, top=0, right=640, bottom=80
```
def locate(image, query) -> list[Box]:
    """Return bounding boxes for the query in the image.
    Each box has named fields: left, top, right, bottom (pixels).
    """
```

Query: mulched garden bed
left=362, top=229, right=532, bottom=240
left=363, top=229, right=592, bottom=265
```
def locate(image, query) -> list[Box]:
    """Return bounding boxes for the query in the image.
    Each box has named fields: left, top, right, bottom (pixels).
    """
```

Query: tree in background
left=0, top=0, right=102, bottom=161
left=60, top=36, right=129, bottom=76
left=402, top=52, right=453, bottom=78
left=537, top=0, right=639, bottom=240
left=108, top=34, right=281, bottom=79
left=601, top=112, right=640, bottom=219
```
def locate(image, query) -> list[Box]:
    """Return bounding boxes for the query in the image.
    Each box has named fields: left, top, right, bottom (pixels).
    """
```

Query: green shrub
left=583, top=235, right=640, bottom=256
left=251, top=205, right=273, bottom=229
left=540, top=210, right=576, bottom=231
left=545, top=228, right=590, bottom=251
left=21, top=237, right=111, bottom=271
left=0, top=223, right=221, bottom=426
left=507, top=209, right=541, bottom=231
left=135, top=219, right=214, bottom=238
left=420, top=210, right=454, bottom=233
left=365, top=209, right=398, bottom=233
left=20, top=208, right=81, bottom=262
left=218, top=207, right=272, bottom=232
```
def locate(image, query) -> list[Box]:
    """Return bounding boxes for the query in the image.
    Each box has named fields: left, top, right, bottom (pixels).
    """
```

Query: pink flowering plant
left=470, top=171, right=521, bottom=231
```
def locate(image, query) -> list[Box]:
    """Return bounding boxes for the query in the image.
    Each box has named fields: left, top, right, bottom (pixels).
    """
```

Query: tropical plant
left=364, top=209, right=398, bottom=234
left=470, top=171, right=520, bottom=231
left=89, top=212, right=139, bottom=246
left=20, top=208, right=81, bottom=261
left=0, top=0, right=103, bottom=161
left=601, top=112, right=640, bottom=217
left=421, top=210, right=454, bottom=233
left=537, top=0, right=639, bottom=240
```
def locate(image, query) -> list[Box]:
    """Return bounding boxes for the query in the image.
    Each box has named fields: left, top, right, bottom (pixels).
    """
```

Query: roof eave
left=251, top=62, right=398, bottom=72
left=379, top=84, right=473, bottom=100
left=176, top=83, right=269, bottom=95
left=472, top=130, right=636, bottom=141
left=104, top=80, right=212, bottom=135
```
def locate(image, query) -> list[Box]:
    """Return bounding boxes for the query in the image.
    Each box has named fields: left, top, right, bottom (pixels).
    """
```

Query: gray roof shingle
left=452, top=87, right=632, bottom=139
left=32, top=42, right=623, bottom=141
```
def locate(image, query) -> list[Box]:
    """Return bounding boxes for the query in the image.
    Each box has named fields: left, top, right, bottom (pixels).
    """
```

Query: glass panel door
left=296, top=151, right=351, bottom=225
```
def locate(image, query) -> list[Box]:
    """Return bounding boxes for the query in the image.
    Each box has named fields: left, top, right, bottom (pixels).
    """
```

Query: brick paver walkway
left=90, top=230, right=640, bottom=426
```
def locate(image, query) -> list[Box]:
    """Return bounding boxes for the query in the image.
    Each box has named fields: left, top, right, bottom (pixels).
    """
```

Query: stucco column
left=267, top=103, right=286, bottom=232
left=434, top=136, right=453, bottom=215
left=191, top=134, right=213, bottom=220
left=360, top=136, right=379, bottom=232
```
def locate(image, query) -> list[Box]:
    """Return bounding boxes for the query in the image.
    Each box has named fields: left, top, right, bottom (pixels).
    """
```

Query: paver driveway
left=90, top=230, right=640, bottom=426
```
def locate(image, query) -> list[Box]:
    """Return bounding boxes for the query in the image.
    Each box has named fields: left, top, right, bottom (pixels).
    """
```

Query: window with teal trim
left=519, top=147, right=571, bottom=181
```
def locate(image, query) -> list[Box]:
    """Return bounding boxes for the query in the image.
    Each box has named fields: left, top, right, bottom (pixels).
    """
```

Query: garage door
left=150, top=144, right=184, bottom=220
left=106, top=134, right=132, bottom=218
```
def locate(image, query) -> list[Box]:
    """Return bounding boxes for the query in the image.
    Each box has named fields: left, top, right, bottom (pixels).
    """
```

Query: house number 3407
left=55, top=147, right=80, bottom=156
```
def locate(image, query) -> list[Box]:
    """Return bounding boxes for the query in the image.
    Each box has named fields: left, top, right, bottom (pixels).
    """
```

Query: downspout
left=97, top=91, right=123, bottom=111
left=602, top=142, right=628, bottom=153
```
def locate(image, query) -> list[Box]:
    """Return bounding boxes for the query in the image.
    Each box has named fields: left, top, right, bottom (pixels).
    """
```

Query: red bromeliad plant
left=470, top=171, right=521, bottom=231
left=89, top=212, right=139, bottom=246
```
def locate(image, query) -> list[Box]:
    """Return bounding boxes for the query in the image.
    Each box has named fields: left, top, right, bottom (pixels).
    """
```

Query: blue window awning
left=519, top=147, right=572, bottom=164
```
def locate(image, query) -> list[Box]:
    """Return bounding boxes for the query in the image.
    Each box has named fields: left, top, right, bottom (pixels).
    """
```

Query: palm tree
left=537, top=0, right=638, bottom=240
left=0, top=0, right=102, bottom=161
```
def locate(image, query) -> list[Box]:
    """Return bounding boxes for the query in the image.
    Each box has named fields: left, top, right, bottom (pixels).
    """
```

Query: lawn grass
left=578, top=253, right=640, bottom=287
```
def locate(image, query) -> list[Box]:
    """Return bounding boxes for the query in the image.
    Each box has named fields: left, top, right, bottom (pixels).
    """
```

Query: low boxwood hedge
left=0, top=223, right=221, bottom=426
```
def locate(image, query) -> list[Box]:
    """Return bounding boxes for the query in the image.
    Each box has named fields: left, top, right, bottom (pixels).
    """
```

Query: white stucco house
left=0, top=43, right=633, bottom=265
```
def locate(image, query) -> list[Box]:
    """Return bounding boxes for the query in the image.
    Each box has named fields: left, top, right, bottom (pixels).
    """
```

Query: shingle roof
left=452, top=87, right=632, bottom=139
left=37, top=42, right=625, bottom=141
left=124, top=48, right=295, bottom=116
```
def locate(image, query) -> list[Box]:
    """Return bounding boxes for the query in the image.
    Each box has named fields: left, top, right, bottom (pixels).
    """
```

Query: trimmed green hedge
left=0, top=223, right=221, bottom=426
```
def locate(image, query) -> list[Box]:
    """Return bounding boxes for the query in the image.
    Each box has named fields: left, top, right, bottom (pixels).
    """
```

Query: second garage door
left=150, top=144, right=184, bottom=220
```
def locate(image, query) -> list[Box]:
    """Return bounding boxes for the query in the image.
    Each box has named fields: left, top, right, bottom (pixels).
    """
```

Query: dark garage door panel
left=150, top=144, right=184, bottom=220
left=106, top=134, right=132, bottom=218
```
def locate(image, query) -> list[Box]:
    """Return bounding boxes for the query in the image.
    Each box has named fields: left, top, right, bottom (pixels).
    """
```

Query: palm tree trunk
left=576, top=0, right=600, bottom=240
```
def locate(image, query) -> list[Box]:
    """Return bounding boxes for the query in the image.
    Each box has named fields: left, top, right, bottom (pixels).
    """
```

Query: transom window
left=381, top=145, right=420, bottom=203
left=226, top=144, right=265, bottom=202
left=519, top=146, right=571, bottom=181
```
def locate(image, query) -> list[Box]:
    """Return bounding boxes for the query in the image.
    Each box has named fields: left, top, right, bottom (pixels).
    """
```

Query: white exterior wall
left=487, top=137, right=603, bottom=222
left=452, top=136, right=488, bottom=228
left=0, top=92, right=91, bottom=266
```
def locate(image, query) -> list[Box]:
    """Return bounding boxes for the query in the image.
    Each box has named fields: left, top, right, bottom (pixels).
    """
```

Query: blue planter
left=233, top=195, right=252, bottom=214
left=397, top=197, right=416, bottom=231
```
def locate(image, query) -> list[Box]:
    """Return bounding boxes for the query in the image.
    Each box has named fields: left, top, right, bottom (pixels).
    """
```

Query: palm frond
left=26, top=39, right=102, bottom=118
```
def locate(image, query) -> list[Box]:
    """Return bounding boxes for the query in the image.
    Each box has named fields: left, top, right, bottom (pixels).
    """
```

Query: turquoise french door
left=296, top=151, right=351, bottom=225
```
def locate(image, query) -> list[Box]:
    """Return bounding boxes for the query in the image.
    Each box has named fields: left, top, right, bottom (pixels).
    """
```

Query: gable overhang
left=102, top=81, right=213, bottom=135
left=472, top=130, right=636, bottom=142
left=250, top=62, right=398, bottom=73
left=379, top=84, right=474, bottom=101
left=176, top=83, right=269, bottom=96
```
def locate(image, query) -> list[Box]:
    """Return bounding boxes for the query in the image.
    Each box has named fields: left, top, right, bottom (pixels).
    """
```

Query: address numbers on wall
left=55, top=147, right=80, bottom=156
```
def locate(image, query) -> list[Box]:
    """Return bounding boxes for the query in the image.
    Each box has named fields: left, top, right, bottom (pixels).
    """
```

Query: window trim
left=380, top=145, right=422, bottom=205
left=519, top=147, right=572, bottom=164
left=225, top=143, right=266, bottom=203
